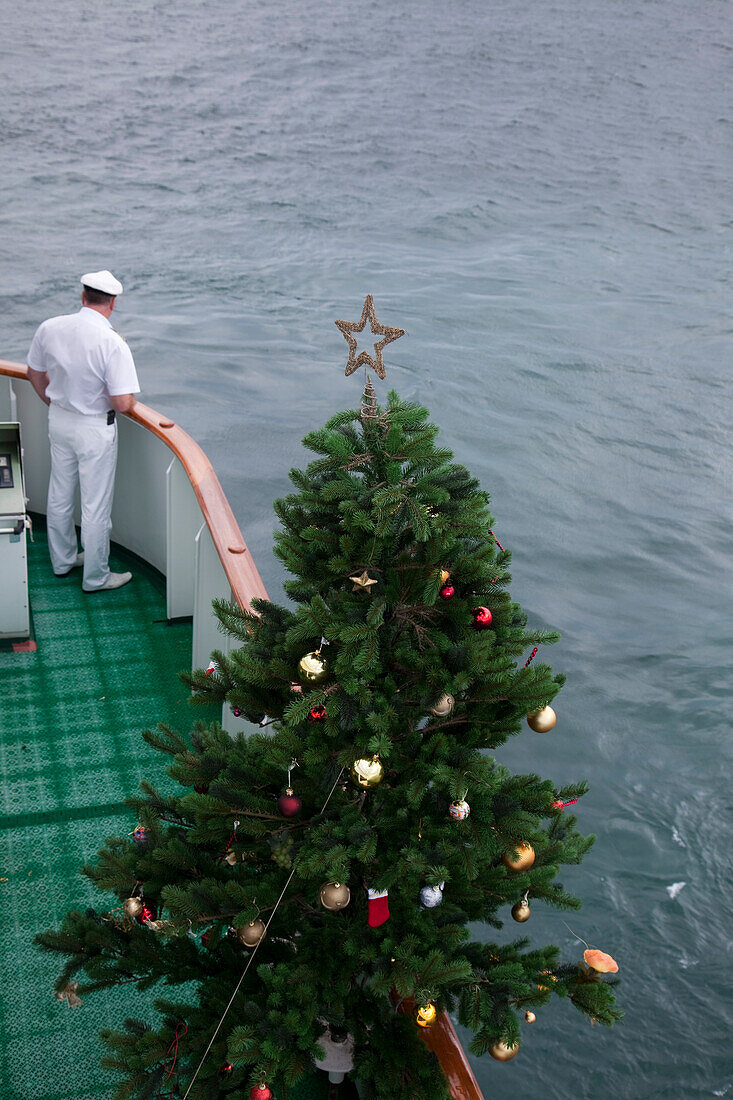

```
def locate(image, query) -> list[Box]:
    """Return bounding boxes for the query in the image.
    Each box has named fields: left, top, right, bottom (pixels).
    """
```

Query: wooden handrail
left=420, top=1013, right=483, bottom=1100
left=0, top=358, right=268, bottom=612
left=0, top=355, right=484, bottom=1099
left=394, top=996, right=484, bottom=1100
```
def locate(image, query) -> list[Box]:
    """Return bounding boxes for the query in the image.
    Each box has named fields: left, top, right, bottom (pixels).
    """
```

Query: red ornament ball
left=137, top=904, right=157, bottom=924
left=472, top=606, right=493, bottom=629
left=308, top=704, right=327, bottom=723
left=439, top=583, right=455, bottom=600
left=277, top=789, right=302, bottom=818
left=250, top=1085, right=273, bottom=1100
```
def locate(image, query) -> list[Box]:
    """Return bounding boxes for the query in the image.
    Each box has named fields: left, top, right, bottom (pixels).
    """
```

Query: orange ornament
left=584, top=949, right=619, bottom=973
left=502, top=842, right=535, bottom=872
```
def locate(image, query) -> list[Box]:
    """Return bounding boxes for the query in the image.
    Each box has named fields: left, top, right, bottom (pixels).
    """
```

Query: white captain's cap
left=80, top=269, right=123, bottom=295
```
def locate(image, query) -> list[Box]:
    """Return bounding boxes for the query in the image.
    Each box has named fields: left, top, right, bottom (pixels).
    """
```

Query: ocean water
left=1, top=1, right=731, bottom=1097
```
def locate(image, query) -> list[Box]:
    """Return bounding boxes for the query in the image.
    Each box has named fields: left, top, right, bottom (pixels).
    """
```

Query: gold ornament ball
left=527, top=706, right=557, bottom=733
left=525, top=1011, right=536, bottom=1024
left=489, top=1040, right=519, bottom=1062
left=237, top=919, right=266, bottom=947
left=319, top=881, right=351, bottom=910
left=502, top=842, right=535, bottom=872
left=350, top=755, right=385, bottom=789
left=414, top=1003, right=438, bottom=1029
left=429, top=693, right=455, bottom=718
left=123, top=897, right=142, bottom=918
left=511, top=901, right=531, bottom=923
left=298, top=651, right=329, bottom=686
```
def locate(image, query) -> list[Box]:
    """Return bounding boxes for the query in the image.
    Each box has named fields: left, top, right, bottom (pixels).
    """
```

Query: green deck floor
left=0, top=526, right=328, bottom=1100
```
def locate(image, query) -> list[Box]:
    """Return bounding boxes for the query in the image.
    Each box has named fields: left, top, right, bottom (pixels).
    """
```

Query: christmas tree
left=37, top=300, right=620, bottom=1100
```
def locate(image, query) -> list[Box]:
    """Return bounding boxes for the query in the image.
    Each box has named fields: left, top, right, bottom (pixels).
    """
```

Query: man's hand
left=109, top=393, right=137, bottom=414
left=28, top=369, right=50, bottom=405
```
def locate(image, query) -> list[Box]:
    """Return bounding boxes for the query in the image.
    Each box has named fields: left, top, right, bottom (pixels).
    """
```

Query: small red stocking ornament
left=367, top=888, right=389, bottom=927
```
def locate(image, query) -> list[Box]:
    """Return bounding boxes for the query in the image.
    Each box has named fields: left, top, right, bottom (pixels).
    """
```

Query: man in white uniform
left=27, top=270, right=140, bottom=591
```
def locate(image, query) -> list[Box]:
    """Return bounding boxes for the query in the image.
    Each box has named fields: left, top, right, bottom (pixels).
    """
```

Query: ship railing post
left=165, top=457, right=199, bottom=620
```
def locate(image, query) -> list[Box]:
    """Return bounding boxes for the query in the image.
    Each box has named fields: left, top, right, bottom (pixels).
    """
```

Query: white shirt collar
left=80, top=306, right=113, bottom=329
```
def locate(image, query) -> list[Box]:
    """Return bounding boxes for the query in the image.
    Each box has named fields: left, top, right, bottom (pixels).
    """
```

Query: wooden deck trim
left=0, top=359, right=268, bottom=611
left=1, top=356, right=484, bottom=1099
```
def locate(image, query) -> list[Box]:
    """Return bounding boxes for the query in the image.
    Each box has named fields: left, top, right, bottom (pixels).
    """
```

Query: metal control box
left=0, top=423, right=29, bottom=639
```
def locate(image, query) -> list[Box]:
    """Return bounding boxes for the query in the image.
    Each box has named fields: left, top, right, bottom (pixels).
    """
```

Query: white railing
left=0, top=360, right=269, bottom=735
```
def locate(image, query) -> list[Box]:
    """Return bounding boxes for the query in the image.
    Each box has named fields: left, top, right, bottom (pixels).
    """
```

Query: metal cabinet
left=0, top=423, right=30, bottom=639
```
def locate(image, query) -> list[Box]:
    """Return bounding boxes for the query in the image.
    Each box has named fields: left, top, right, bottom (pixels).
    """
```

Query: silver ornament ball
left=420, top=882, right=445, bottom=908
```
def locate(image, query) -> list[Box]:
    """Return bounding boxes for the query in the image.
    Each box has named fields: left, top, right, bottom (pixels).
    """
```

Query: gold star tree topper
left=335, top=295, right=404, bottom=379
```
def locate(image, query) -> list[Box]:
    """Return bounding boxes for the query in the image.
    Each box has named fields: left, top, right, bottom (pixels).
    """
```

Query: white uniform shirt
left=27, top=307, right=140, bottom=416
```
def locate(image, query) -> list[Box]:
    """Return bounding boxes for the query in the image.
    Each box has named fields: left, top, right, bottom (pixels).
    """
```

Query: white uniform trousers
left=47, top=403, right=118, bottom=591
